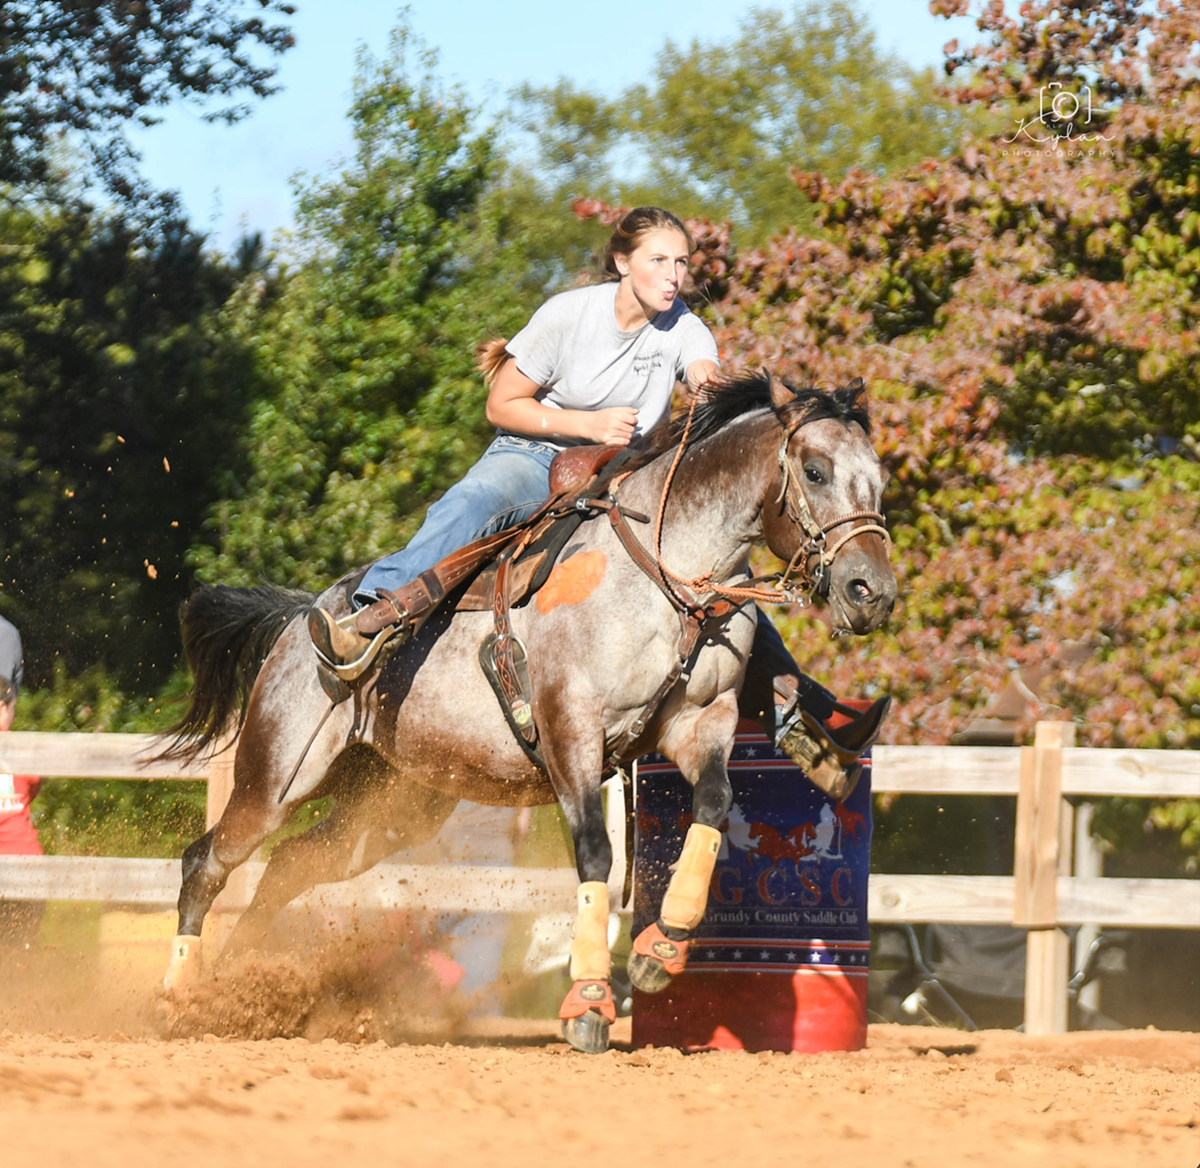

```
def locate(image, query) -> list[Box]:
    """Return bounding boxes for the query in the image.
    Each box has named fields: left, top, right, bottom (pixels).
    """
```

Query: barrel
left=631, top=717, right=872, bottom=1052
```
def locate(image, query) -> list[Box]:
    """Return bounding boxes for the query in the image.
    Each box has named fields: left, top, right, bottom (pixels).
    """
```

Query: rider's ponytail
left=475, top=336, right=511, bottom=386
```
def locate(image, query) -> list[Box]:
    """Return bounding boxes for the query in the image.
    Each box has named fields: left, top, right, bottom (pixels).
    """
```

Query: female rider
left=308, top=206, right=886, bottom=796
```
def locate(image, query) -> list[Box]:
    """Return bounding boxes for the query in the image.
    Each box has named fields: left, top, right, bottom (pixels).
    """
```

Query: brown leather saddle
left=337, top=443, right=631, bottom=762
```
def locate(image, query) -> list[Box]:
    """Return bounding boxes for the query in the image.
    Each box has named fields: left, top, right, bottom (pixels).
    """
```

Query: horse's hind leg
left=628, top=693, right=737, bottom=995
left=165, top=771, right=295, bottom=993
left=222, top=756, right=457, bottom=957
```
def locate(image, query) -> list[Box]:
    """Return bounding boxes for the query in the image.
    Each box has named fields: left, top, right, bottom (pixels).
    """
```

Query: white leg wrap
left=163, top=933, right=203, bottom=994
left=661, top=823, right=722, bottom=931
left=569, top=882, right=611, bottom=981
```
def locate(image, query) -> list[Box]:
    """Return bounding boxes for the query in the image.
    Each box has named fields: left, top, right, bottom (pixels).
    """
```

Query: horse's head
left=761, top=375, right=897, bottom=635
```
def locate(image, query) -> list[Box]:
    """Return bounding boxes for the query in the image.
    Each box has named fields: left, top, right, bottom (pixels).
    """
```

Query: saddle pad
left=456, top=511, right=585, bottom=611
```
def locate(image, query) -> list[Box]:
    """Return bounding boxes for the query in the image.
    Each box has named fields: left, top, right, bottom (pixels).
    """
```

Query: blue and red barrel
left=631, top=712, right=873, bottom=1053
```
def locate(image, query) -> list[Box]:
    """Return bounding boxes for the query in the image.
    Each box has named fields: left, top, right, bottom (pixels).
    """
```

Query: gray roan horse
left=158, top=372, right=896, bottom=1054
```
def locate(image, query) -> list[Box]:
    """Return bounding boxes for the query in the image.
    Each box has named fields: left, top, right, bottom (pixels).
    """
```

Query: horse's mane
left=673, top=371, right=870, bottom=447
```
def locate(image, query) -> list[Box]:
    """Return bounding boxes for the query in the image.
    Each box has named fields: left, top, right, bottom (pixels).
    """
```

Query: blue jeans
left=355, top=435, right=558, bottom=607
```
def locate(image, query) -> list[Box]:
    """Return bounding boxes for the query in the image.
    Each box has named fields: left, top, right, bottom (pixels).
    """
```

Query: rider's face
left=615, top=228, right=690, bottom=319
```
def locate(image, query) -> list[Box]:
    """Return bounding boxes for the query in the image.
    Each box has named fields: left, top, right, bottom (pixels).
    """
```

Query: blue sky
left=127, top=1, right=978, bottom=251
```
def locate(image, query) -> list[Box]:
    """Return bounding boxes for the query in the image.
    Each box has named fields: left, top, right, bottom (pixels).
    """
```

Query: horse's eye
left=804, top=466, right=823, bottom=485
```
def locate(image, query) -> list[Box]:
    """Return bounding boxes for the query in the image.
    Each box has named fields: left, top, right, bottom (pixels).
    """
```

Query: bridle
left=770, top=417, right=890, bottom=600
left=596, top=383, right=889, bottom=765
left=642, top=385, right=890, bottom=610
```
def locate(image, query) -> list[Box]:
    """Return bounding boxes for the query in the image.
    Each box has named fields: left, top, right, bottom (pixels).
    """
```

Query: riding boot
left=308, top=589, right=412, bottom=684
left=775, top=693, right=891, bottom=801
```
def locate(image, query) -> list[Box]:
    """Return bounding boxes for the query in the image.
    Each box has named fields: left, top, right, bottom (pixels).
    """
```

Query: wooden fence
left=2, top=723, right=1197, bottom=1034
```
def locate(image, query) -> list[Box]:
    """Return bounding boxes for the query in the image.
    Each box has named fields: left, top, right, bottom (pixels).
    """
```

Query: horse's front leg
left=628, top=690, right=738, bottom=995
left=540, top=705, right=616, bottom=1055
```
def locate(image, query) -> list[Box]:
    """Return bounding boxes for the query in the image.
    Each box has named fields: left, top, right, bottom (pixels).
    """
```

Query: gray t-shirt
left=504, top=282, right=719, bottom=448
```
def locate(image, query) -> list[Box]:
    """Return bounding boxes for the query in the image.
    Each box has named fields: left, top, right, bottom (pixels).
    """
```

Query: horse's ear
left=839, top=376, right=870, bottom=418
left=767, top=371, right=795, bottom=411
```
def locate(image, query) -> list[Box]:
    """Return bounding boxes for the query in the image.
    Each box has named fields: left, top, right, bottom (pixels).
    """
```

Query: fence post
left=1015, top=720, right=1075, bottom=1034
left=204, top=732, right=256, bottom=920
left=205, top=734, right=236, bottom=830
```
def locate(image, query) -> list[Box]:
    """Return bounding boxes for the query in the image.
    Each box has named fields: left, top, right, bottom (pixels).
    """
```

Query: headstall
left=770, top=420, right=890, bottom=600
left=634, top=389, right=890, bottom=612
left=596, top=387, right=889, bottom=765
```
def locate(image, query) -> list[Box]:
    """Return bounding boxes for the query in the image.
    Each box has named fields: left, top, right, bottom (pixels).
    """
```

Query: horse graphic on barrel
left=156, top=373, right=896, bottom=1054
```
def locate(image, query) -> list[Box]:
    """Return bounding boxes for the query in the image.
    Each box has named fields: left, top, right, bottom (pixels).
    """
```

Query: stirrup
left=774, top=701, right=889, bottom=802
left=805, top=695, right=892, bottom=763
left=776, top=717, right=862, bottom=801
left=307, top=608, right=405, bottom=682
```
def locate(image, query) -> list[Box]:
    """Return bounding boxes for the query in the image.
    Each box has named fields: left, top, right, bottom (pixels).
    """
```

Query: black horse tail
left=157, top=584, right=315, bottom=764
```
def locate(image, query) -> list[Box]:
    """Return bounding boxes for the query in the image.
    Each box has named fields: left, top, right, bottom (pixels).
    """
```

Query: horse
left=157, top=372, right=896, bottom=1054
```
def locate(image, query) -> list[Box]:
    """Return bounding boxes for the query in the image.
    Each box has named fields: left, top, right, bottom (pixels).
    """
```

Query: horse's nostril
left=849, top=579, right=872, bottom=603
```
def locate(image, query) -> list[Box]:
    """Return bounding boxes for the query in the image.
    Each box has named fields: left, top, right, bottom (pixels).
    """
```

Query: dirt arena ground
left=1, top=918, right=1197, bottom=1168
left=1, top=1017, right=1196, bottom=1167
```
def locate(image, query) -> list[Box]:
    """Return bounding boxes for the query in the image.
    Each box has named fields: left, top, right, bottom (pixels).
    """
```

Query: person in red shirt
left=0, top=616, right=43, bottom=948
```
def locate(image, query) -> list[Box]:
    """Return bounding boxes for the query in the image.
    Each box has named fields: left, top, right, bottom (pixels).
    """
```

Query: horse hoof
left=627, top=951, right=675, bottom=994
left=562, top=1010, right=610, bottom=1054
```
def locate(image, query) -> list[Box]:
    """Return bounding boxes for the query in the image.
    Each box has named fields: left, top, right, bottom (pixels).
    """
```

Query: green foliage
left=0, top=196, right=259, bottom=688
left=511, top=2, right=985, bottom=247
left=3, top=3, right=1195, bottom=881
left=0, top=0, right=295, bottom=194
left=190, top=29, right=544, bottom=588
left=679, top=1, right=1200, bottom=872
left=14, top=659, right=190, bottom=734
left=31, top=776, right=206, bottom=859
left=1090, top=798, right=1200, bottom=879
left=13, top=662, right=204, bottom=857
left=932, top=0, right=1199, bottom=109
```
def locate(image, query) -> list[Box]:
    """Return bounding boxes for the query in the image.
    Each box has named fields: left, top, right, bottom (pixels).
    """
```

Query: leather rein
left=598, top=393, right=889, bottom=766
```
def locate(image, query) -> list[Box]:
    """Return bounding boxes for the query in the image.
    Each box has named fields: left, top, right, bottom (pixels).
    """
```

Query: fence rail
left=2, top=856, right=1193, bottom=932
left=6, top=733, right=1196, bottom=796
left=2, top=725, right=1198, bottom=1034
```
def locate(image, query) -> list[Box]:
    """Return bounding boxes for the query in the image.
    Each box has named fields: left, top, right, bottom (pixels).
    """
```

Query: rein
left=598, top=388, right=888, bottom=766
left=649, top=391, right=889, bottom=606
left=648, top=394, right=796, bottom=611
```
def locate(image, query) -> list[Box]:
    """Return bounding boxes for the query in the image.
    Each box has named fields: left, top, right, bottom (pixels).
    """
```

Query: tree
left=572, top=1, right=1199, bottom=867
left=189, top=28, right=544, bottom=590
left=931, top=0, right=1199, bottom=108
left=576, top=0, right=1195, bottom=854
left=0, top=0, right=295, bottom=194
left=0, top=197, right=259, bottom=688
left=512, top=2, right=984, bottom=246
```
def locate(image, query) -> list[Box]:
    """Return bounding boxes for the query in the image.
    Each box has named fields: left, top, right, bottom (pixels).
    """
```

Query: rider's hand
left=585, top=406, right=638, bottom=447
